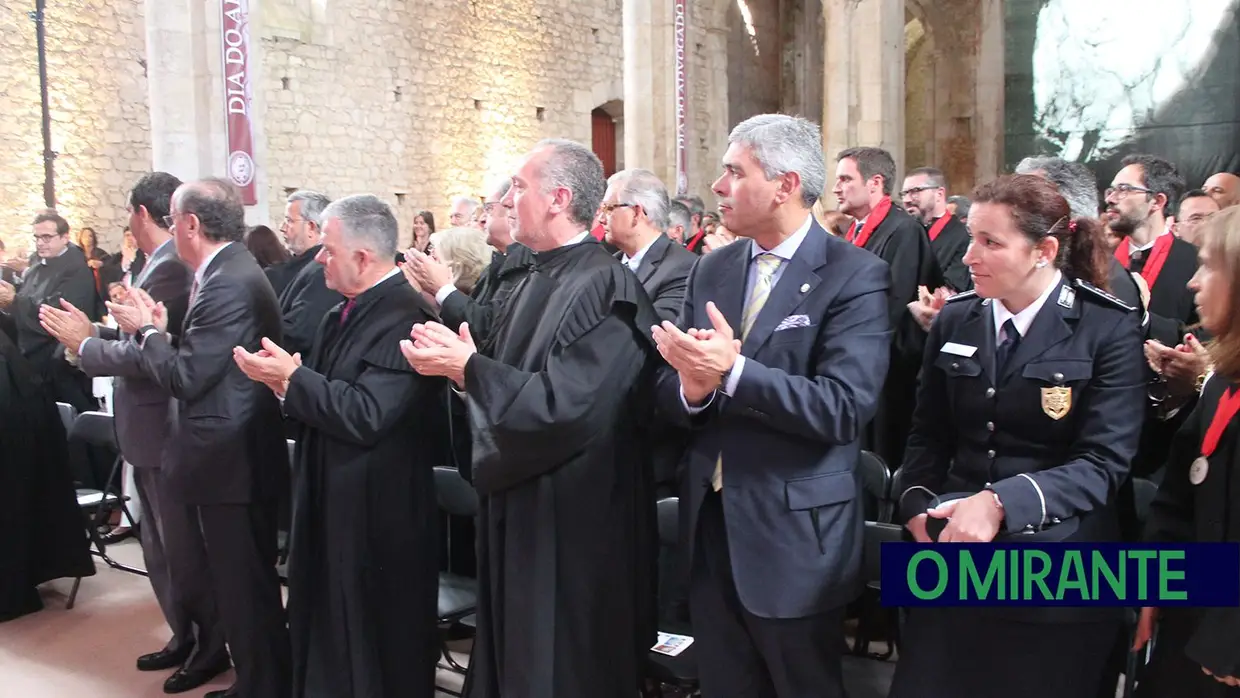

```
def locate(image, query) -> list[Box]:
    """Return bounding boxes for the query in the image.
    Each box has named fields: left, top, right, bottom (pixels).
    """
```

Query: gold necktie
left=713, top=253, right=782, bottom=491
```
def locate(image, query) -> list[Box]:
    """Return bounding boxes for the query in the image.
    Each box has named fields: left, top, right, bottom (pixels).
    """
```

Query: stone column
left=145, top=0, right=267, bottom=221
left=822, top=0, right=906, bottom=181
left=973, top=0, right=1005, bottom=183
left=623, top=0, right=678, bottom=188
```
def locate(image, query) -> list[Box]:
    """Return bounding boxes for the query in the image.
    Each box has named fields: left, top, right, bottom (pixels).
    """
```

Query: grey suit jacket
left=78, top=241, right=191, bottom=468
left=137, top=243, right=288, bottom=505
left=619, top=234, right=698, bottom=322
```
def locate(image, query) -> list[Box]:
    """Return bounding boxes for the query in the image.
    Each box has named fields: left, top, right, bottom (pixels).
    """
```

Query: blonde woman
left=426, top=226, right=490, bottom=295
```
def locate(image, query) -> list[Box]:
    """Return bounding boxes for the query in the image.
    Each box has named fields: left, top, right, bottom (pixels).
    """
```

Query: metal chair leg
left=66, top=577, right=81, bottom=609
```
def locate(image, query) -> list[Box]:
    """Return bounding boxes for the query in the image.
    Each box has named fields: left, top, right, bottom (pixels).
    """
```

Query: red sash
left=1202, top=386, right=1240, bottom=457
left=1114, top=233, right=1174, bottom=290
left=846, top=196, right=893, bottom=249
left=927, top=214, right=952, bottom=242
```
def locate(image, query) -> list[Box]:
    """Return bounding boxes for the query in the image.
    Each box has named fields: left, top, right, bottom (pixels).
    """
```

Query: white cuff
left=1017, top=472, right=1047, bottom=527
left=79, top=336, right=92, bottom=355
left=721, top=356, right=745, bottom=396
left=680, top=383, right=716, bottom=414
left=435, top=285, right=457, bottom=305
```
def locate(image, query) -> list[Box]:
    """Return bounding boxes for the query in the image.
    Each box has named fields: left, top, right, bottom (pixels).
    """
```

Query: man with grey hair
left=275, top=190, right=343, bottom=359
left=946, top=194, right=971, bottom=221
left=667, top=199, right=691, bottom=244
left=402, top=138, right=662, bottom=698
left=117, top=178, right=289, bottom=698
left=404, top=177, right=534, bottom=345
left=833, top=145, right=941, bottom=472
left=448, top=195, right=481, bottom=228
left=235, top=194, right=441, bottom=698
left=654, top=114, right=891, bottom=697
left=602, top=168, right=698, bottom=321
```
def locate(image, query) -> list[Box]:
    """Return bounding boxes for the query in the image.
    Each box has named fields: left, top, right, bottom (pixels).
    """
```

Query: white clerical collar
left=1128, top=229, right=1169, bottom=254
left=622, top=235, right=661, bottom=271
left=992, top=270, right=1062, bottom=343
left=560, top=230, right=591, bottom=248
left=748, top=214, right=814, bottom=262
left=194, top=241, right=233, bottom=286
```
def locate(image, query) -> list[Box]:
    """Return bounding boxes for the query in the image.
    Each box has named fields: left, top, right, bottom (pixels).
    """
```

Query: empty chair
left=646, top=496, right=699, bottom=696
left=56, top=401, right=76, bottom=434
left=858, top=450, right=892, bottom=523
left=69, top=411, right=146, bottom=587
left=432, top=466, right=479, bottom=689
left=852, top=520, right=905, bottom=660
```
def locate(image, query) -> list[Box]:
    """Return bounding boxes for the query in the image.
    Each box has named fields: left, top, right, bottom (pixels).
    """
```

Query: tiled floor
left=0, top=539, right=467, bottom=697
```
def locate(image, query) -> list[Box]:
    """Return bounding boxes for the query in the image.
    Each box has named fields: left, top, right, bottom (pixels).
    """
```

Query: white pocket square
left=774, top=314, right=811, bottom=331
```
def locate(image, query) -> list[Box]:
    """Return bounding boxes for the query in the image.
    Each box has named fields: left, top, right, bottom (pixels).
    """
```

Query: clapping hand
left=651, top=302, right=741, bottom=405
left=38, top=299, right=95, bottom=351
left=233, top=337, right=302, bottom=396
left=400, top=321, right=477, bottom=387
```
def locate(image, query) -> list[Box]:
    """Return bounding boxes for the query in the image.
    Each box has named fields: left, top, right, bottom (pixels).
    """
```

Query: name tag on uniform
left=940, top=342, right=978, bottom=357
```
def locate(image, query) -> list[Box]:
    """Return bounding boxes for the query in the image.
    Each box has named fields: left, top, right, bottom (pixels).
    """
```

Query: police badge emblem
left=1041, top=386, right=1071, bottom=420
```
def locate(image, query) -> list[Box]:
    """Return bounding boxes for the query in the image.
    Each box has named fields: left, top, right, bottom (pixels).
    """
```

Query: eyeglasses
left=899, top=185, right=940, bottom=198
left=162, top=215, right=176, bottom=228
left=282, top=216, right=304, bottom=226
left=31, top=233, right=61, bottom=243
left=1104, top=183, right=1154, bottom=200
left=599, top=202, right=634, bottom=216
left=482, top=202, right=502, bottom=213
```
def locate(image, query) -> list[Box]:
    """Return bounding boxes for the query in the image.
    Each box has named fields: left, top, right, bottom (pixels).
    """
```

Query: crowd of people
left=1, top=112, right=1239, bottom=698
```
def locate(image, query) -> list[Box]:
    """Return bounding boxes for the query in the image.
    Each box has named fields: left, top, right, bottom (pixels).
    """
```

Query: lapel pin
left=799, top=283, right=810, bottom=293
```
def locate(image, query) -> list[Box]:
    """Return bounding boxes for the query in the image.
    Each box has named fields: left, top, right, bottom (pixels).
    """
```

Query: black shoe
left=203, top=688, right=238, bottom=698
left=163, top=656, right=230, bottom=694
left=101, top=526, right=134, bottom=545
left=136, top=644, right=193, bottom=671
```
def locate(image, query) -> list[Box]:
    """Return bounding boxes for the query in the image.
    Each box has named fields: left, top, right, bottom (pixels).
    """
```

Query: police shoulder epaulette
left=943, top=289, right=978, bottom=304
left=1073, top=278, right=1136, bottom=312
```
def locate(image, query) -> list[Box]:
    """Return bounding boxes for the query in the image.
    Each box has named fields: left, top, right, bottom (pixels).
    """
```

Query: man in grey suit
left=602, top=168, right=699, bottom=323
left=118, top=178, right=291, bottom=698
left=653, top=115, right=892, bottom=697
left=40, top=172, right=231, bottom=693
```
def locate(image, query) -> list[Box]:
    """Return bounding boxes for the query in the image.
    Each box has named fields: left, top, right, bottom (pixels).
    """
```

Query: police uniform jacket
left=899, top=274, right=1146, bottom=619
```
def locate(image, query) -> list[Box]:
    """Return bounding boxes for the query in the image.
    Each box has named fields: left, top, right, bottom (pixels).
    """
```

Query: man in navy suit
left=652, top=114, right=892, bottom=697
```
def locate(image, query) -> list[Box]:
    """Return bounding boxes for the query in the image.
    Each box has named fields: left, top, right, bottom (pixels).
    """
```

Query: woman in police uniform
left=1134, top=205, right=1240, bottom=696
left=889, top=174, right=1147, bottom=698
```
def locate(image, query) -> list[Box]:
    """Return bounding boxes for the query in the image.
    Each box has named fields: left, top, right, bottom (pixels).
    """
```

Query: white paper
left=651, top=632, right=694, bottom=656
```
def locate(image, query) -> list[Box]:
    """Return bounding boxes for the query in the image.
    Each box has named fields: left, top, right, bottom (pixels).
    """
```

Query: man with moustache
left=404, top=179, right=534, bottom=346
left=901, top=167, right=971, bottom=292
left=40, top=173, right=232, bottom=693
left=234, top=195, right=442, bottom=698
left=833, top=146, right=941, bottom=470
left=116, top=178, right=290, bottom=698
left=402, top=139, right=661, bottom=698
left=275, top=190, right=343, bottom=359
left=655, top=114, right=890, bottom=697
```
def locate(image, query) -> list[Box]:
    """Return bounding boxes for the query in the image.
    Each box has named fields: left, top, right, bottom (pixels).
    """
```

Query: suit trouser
left=197, top=502, right=291, bottom=698
left=121, top=461, right=142, bottom=526
left=160, top=492, right=230, bottom=672
left=690, top=490, right=846, bottom=698
left=132, top=467, right=190, bottom=653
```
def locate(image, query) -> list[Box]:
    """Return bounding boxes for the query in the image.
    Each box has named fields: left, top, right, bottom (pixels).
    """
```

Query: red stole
left=1114, top=233, right=1174, bottom=290
left=846, top=197, right=893, bottom=249
left=927, top=214, right=952, bottom=242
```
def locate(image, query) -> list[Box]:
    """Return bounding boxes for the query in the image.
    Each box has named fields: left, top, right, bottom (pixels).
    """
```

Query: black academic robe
left=1138, top=375, right=1240, bottom=697
left=1126, top=236, right=1201, bottom=479
left=461, top=239, right=661, bottom=698
left=858, top=204, right=944, bottom=471
left=282, top=274, right=442, bottom=698
left=929, top=214, right=972, bottom=293
left=0, top=330, right=94, bottom=622
left=439, top=243, right=535, bottom=347
left=278, top=245, right=345, bottom=360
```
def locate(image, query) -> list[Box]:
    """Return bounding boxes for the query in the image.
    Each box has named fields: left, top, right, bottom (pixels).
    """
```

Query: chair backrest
left=433, top=466, right=478, bottom=518
left=1132, top=477, right=1159, bottom=527
left=56, top=401, right=77, bottom=434
left=69, top=411, right=118, bottom=451
left=857, top=450, right=892, bottom=522
left=656, top=497, right=679, bottom=547
left=286, top=439, right=296, bottom=467
left=862, top=520, right=905, bottom=582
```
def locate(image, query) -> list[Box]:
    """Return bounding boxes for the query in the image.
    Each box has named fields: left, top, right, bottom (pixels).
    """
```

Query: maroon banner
left=674, top=0, right=688, bottom=196
left=221, top=0, right=257, bottom=205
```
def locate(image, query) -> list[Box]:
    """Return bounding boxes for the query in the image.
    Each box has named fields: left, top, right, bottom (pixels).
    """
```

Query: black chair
left=645, top=496, right=699, bottom=697
left=68, top=411, right=147, bottom=605
left=1122, top=477, right=1162, bottom=697
left=433, top=466, right=479, bottom=691
left=857, top=450, right=892, bottom=523
left=56, top=401, right=76, bottom=434
left=276, top=438, right=296, bottom=579
left=852, top=521, right=905, bottom=660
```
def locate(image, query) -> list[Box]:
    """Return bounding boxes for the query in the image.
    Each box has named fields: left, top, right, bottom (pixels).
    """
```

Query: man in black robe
left=234, top=194, right=441, bottom=698
left=402, top=139, right=661, bottom=698
left=901, top=166, right=971, bottom=292
left=833, top=147, right=942, bottom=470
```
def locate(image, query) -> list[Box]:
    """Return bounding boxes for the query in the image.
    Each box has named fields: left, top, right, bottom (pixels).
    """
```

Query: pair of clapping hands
left=38, top=287, right=167, bottom=354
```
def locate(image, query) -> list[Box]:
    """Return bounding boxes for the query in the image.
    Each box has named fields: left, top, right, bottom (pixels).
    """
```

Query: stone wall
left=258, top=0, right=624, bottom=248
left=0, top=0, right=151, bottom=256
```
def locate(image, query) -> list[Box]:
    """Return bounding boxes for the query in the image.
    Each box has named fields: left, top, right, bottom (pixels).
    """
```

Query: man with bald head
left=115, top=178, right=290, bottom=698
left=1204, top=171, right=1240, bottom=209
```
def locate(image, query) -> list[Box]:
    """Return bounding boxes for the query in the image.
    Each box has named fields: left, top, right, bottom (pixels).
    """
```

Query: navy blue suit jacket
left=656, top=220, right=892, bottom=619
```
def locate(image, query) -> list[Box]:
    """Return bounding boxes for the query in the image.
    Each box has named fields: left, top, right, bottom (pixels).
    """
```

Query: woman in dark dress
left=890, top=175, right=1147, bottom=698
left=0, top=327, right=94, bottom=622
left=1136, top=205, right=1240, bottom=696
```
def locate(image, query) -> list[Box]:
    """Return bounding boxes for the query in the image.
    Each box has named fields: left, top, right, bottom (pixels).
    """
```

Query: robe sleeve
left=1186, top=606, right=1240, bottom=679
left=463, top=308, right=647, bottom=496
left=283, top=325, right=439, bottom=445
left=1143, top=393, right=1207, bottom=544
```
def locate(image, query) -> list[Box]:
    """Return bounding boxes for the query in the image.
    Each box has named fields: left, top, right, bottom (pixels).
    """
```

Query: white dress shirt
left=991, top=270, right=1062, bottom=343
left=621, top=235, right=660, bottom=273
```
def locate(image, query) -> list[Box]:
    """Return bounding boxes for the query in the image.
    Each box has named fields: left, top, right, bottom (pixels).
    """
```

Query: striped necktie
left=713, top=252, right=782, bottom=492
